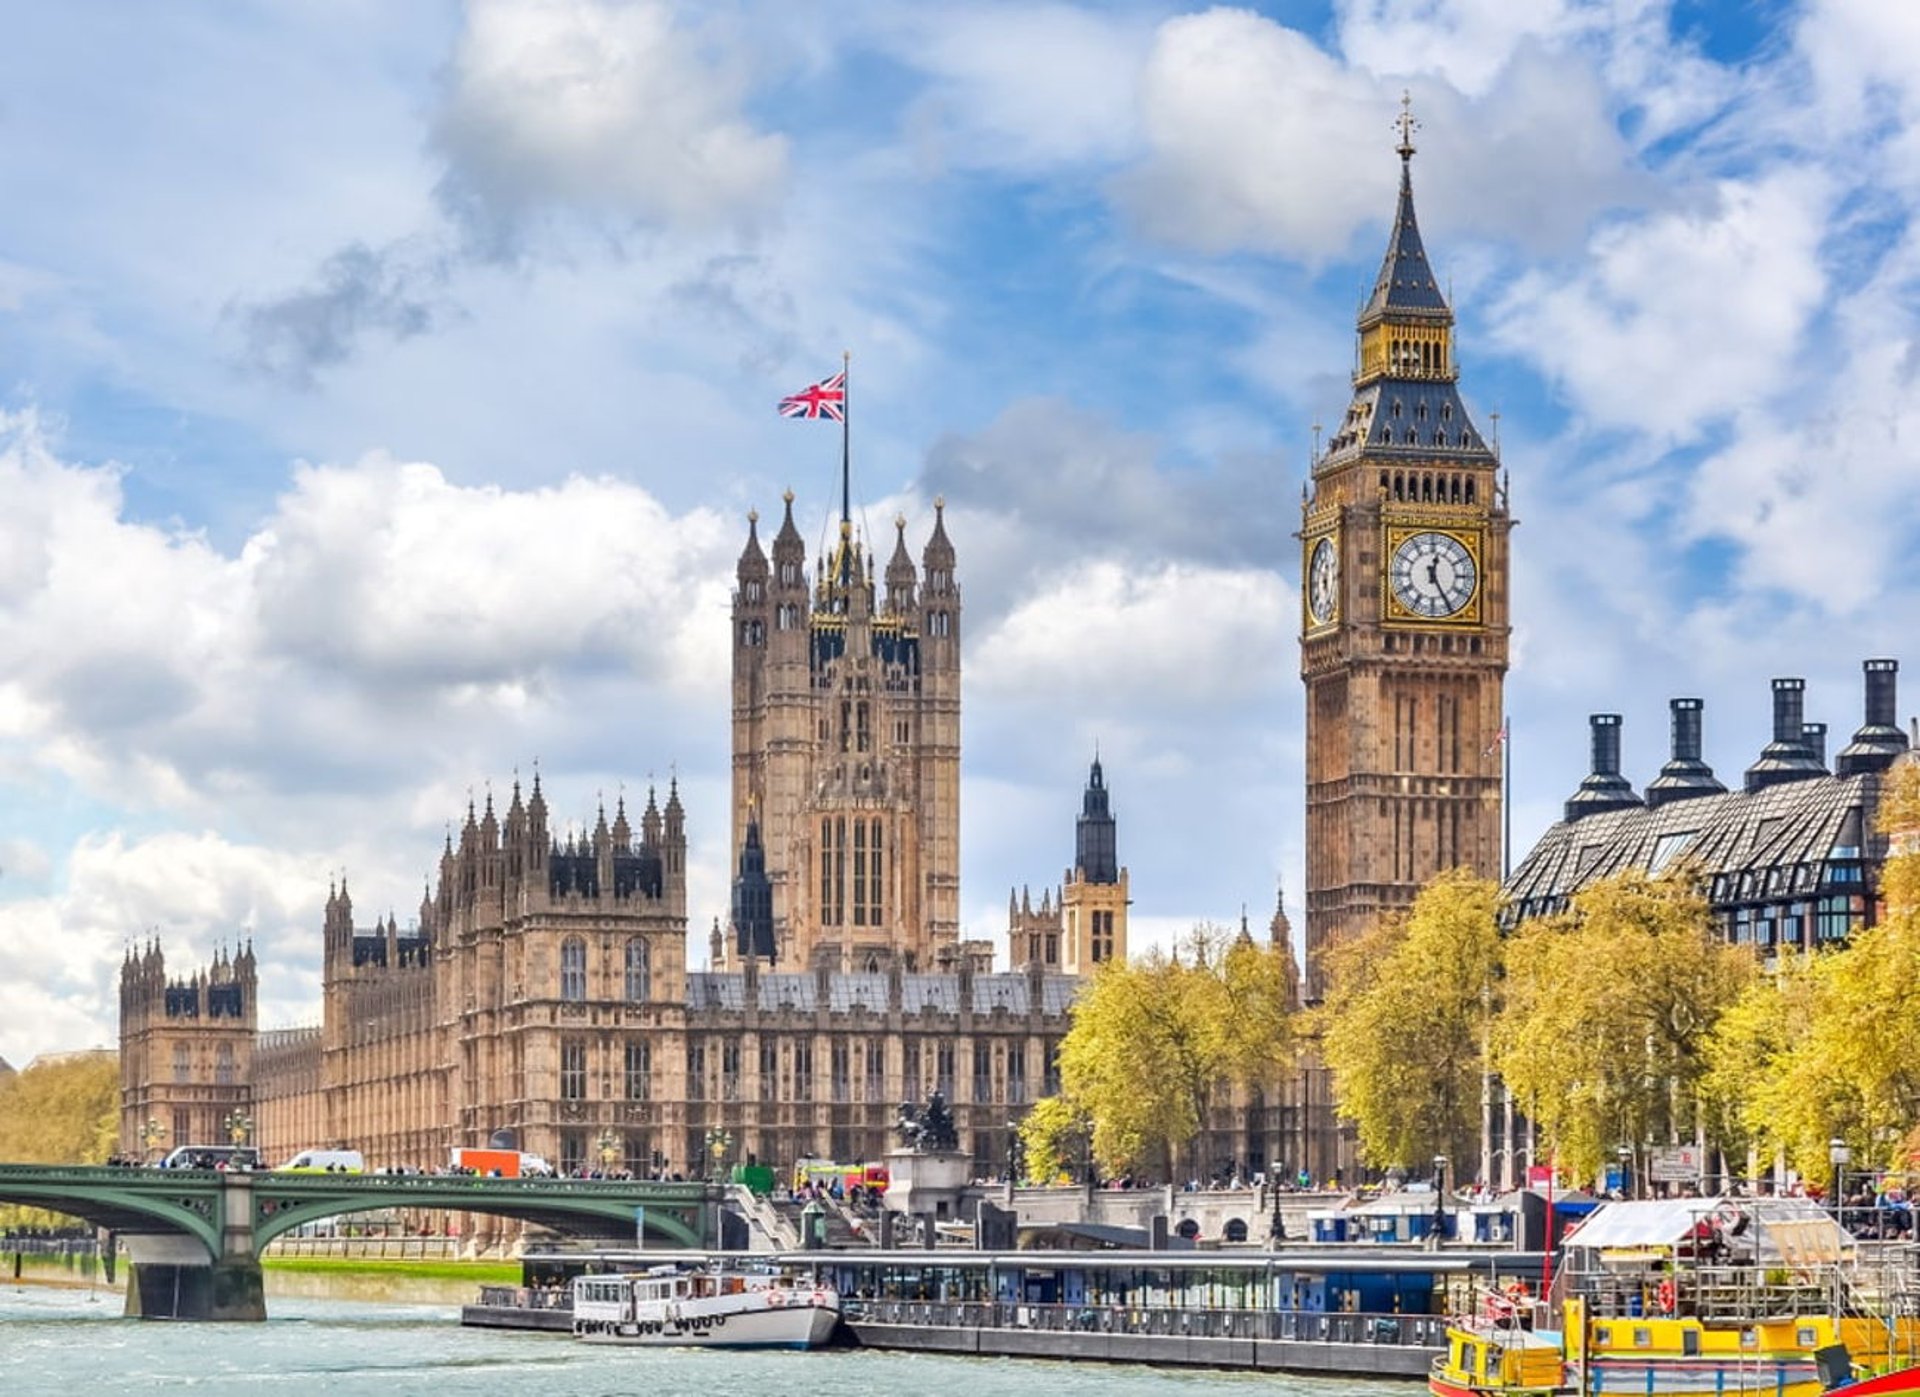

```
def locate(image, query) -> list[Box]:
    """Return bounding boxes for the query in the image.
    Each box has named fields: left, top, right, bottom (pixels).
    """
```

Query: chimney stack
left=1837, top=659, right=1909, bottom=775
left=1645, top=698, right=1728, bottom=808
left=1802, top=722, right=1828, bottom=770
left=1564, top=714, right=1643, bottom=822
left=1744, top=678, right=1827, bottom=793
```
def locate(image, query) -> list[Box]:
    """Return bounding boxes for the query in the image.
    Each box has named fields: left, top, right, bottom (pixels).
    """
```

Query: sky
left=2, top=0, right=1918, bottom=1066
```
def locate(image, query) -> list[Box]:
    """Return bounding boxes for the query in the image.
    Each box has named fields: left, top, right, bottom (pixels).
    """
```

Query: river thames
left=0, top=1284, right=1413, bottom=1394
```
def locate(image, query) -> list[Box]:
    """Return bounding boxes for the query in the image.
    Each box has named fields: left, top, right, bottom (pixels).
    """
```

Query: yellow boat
left=1429, top=1313, right=1568, bottom=1396
left=1428, top=1198, right=1920, bottom=1397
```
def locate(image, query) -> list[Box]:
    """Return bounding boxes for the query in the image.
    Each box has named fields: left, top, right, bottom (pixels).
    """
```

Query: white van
left=275, top=1148, right=366, bottom=1174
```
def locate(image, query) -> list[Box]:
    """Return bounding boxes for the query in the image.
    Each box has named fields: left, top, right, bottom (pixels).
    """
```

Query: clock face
left=1390, top=531, right=1477, bottom=619
left=1307, top=537, right=1338, bottom=625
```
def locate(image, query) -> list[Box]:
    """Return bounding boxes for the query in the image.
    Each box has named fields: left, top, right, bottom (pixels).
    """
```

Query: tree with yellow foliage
left=0, top=1051, right=120, bottom=1230
left=1053, top=924, right=1296, bottom=1180
left=1317, top=869, right=1503, bottom=1172
left=1016, top=1094, right=1090, bottom=1185
left=1702, top=760, right=1920, bottom=1179
left=1497, top=868, right=1752, bottom=1184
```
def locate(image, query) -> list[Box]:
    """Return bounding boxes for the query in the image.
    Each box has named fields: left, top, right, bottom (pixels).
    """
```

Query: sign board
left=1527, top=1165, right=1557, bottom=1190
left=1649, top=1145, right=1704, bottom=1183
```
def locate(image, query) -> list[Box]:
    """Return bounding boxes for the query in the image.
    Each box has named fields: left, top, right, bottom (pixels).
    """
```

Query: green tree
left=1496, top=869, right=1752, bottom=1183
left=1316, top=869, right=1502, bottom=1171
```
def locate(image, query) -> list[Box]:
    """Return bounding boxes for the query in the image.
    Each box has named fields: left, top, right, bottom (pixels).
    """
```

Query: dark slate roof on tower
left=1075, top=754, right=1119, bottom=885
left=1361, top=117, right=1450, bottom=324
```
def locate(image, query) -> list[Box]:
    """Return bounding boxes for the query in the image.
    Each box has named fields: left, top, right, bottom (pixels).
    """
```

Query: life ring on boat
left=812, top=1290, right=829, bottom=1307
left=1655, top=1279, right=1676, bottom=1314
left=768, top=1290, right=787, bottom=1307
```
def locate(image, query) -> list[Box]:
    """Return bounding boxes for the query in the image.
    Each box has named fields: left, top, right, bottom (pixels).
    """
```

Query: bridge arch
left=250, top=1191, right=704, bottom=1253
left=0, top=1169, right=221, bottom=1256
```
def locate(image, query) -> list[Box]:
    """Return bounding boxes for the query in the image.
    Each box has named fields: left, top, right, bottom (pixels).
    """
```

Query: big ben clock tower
left=1300, top=101, right=1512, bottom=996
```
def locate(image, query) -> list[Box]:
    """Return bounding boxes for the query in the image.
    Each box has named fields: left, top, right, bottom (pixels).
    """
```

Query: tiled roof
left=1503, top=771, right=1883, bottom=924
left=900, top=974, right=960, bottom=1015
left=1361, top=163, right=1450, bottom=321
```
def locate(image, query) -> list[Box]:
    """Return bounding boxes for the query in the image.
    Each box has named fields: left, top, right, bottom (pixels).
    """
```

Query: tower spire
left=1395, top=89, right=1418, bottom=163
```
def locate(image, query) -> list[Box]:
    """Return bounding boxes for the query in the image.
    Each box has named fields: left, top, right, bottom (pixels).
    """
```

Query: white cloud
left=888, top=4, right=1153, bottom=173
left=970, top=558, right=1290, bottom=713
left=1335, top=0, right=1602, bottom=97
left=431, top=0, right=788, bottom=240
left=0, top=830, right=326, bottom=1068
left=1490, top=171, right=1831, bottom=442
left=0, top=414, right=735, bottom=833
left=1112, top=7, right=1641, bottom=259
left=1680, top=231, right=1920, bottom=612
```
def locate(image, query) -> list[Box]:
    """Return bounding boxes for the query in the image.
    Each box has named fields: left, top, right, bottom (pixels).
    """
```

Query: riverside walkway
left=0, top=1164, right=719, bottom=1320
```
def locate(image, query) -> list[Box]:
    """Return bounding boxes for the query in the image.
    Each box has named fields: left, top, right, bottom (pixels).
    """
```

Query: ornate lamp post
left=595, top=1128, right=619, bottom=1176
left=1270, top=1158, right=1288, bottom=1245
left=1616, top=1143, right=1633, bottom=1199
left=703, top=1127, right=732, bottom=1182
left=1432, top=1154, right=1449, bottom=1241
left=139, top=1117, right=168, bottom=1163
left=222, top=1110, right=253, bottom=1147
left=1829, top=1138, right=1851, bottom=1232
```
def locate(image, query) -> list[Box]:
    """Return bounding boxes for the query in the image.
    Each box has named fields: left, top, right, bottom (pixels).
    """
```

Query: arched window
left=561, top=937, right=587, bottom=1002
left=625, top=939, right=650, bottom=1003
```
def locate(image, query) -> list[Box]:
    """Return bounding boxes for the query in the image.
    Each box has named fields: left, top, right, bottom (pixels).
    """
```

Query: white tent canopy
left=1563, top=1197, right=1854, bottom=1266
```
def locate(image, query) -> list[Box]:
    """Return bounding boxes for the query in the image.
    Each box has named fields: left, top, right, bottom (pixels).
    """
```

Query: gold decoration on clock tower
left=1299, top=99, right=1513, bottom=996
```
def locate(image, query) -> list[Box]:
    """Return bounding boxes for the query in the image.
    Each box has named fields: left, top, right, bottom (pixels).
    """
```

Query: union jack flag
left=778, top=371, right=846, bottom=421
left=1484, top=718, right=1509, bottom=757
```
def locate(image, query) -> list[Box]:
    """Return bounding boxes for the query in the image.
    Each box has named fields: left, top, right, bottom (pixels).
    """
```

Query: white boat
left=572, top=1267, right=840, bottom=1349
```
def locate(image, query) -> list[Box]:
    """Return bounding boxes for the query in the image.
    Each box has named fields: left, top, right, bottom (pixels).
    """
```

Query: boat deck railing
left=1567, top=1261, right=1920, bottom=1324
left=477, top=1284, right=572, bottom=1312
left=844, top=1297, right=1448, bottom=1347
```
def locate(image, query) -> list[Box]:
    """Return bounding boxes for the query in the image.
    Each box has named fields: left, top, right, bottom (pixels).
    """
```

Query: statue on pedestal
left=894, top=1087, right=958, bottom=1153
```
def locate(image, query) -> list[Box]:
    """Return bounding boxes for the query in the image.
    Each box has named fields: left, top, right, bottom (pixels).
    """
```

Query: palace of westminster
left=117, top=118, right=1912, bottom=1187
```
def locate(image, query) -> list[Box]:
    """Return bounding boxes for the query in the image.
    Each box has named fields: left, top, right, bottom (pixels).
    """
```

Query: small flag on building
left=778, top=371, right=847, bottom=421
left=1484, top=718, right=1509, bottom=757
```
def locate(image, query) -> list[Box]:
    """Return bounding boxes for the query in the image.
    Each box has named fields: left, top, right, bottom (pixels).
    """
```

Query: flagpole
left=840, top=349, right=851, bottom=527
left=1502, top=716, right=1513, bottom=881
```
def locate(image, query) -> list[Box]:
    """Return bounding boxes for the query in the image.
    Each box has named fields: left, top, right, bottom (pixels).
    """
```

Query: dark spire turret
left=885, top=513, right=917, bottom=612
left=1319, top=96, right=1494, bottom=467
left=1360, top=93, right=1450, bottom=325
left=923, top=497, right=956, bottom=584
left=731, top=811, right=775, bottom=964
left=1074, top=754, right=1119, bottom=884
left=736, top=508, right=768, bottom=583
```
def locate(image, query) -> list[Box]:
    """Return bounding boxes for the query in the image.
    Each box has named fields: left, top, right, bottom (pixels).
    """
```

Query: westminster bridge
left=0, top=1164, right=719, bottom=1320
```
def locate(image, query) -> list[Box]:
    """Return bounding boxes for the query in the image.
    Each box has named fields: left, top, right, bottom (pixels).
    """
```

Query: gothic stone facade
left=119, top=501, right=1091, bottom=1182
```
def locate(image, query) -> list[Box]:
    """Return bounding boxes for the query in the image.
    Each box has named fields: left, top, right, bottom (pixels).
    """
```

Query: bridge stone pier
left=0, top=1164, right=718, bottom=1321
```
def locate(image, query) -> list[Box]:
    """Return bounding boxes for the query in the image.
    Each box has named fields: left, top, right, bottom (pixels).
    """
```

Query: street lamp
left=222, top=1110, right=253, bottom=1147
left=1432, top=1155, right=1449, bottom=1241
left=1270, top=1159, right=1288, bottom=1245
left=1616, top=1144, right=1633, bottom=1200
left=139, top=1117, right=167, bottom=1163
left=703, top=1127, right=732, bottom=1182
left=595, top=1128, right=619, bottom=1176
left=1829, top=1139, right=1851, bottom=1232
